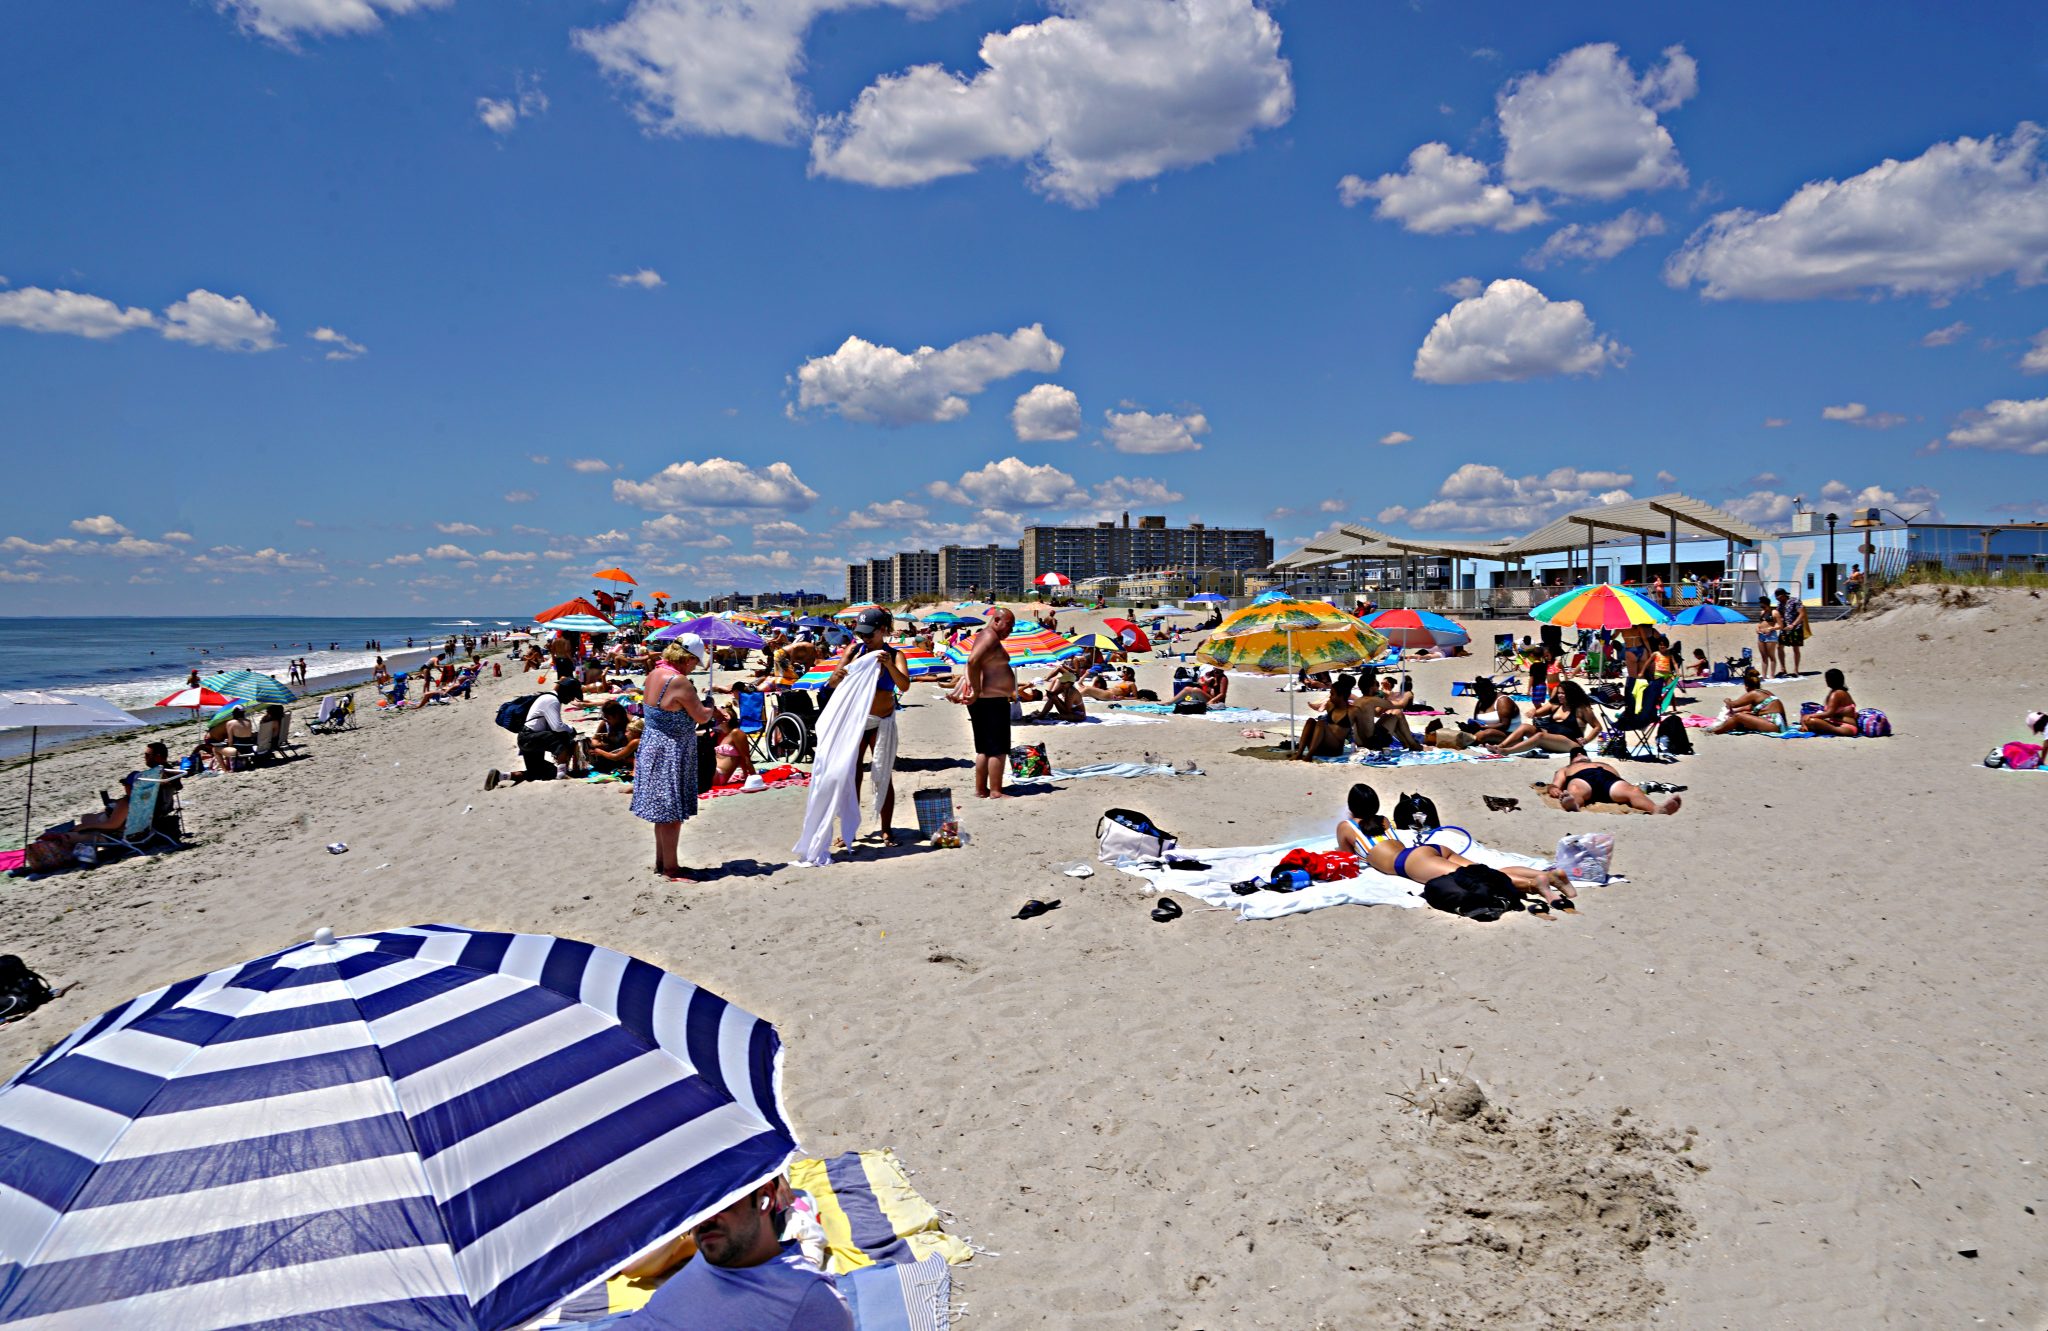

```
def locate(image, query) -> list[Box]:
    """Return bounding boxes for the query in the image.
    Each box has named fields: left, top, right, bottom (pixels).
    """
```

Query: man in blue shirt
left=616, top=1181, right=851, bottom=1331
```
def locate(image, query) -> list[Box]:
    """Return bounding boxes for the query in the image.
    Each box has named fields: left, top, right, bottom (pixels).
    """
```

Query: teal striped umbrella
left=198, top=669, right=295, bottom=705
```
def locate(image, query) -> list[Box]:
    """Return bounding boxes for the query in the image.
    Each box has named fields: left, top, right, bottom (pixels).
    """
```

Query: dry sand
left=4, top=585, right=2046, bottom=1328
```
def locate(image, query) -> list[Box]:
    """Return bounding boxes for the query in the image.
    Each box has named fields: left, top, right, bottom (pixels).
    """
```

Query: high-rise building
left=890, top=549, right=941, bottom=598
left=1020, top=513, right=1271, bottom=583
left=937, top=543, right=1023, bottom=596
left=867, top=556, right=895, bottom=603
left=844, top=563, right=870, bottom=603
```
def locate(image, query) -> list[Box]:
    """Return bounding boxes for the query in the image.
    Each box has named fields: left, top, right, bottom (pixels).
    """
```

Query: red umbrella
left=154, top=687, right=231, bottom=712
left=535, top=596, right=609, bottom=623
left=1101, top=618, right=1152, bottom=652
left=1035, top=572, right=1071, bottom=587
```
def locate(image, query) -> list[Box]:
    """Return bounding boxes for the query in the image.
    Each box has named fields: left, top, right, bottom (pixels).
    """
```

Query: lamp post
left=1825, top=512, right=1838, bottom=603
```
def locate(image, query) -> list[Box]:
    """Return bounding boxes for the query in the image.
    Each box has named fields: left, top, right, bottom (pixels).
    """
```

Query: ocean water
left=0, top=615, right=521, bottom=717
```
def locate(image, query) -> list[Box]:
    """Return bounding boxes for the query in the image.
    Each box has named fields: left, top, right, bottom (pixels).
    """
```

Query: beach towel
left=1108, top=703, right=1292, bottom=725
left=701, top=764, right=811, bottom=797
left=1049, top=761, right=1196, bottom=780
left=1310, top=747, right=1507, bottom=768
left=794, top=651, right=882, bottom=866
left=0, top=850, right=23, bottom=874
left=1018, top=713, right=1165, bottom=727
left=1114, top=833, right=1617, bottom=920
left=841, top=1254, right=953, bottom=1331
left=790, top=1150, right=974, bottom=1274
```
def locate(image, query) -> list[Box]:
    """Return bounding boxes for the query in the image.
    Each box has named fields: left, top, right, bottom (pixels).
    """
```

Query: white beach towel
left=1115, top=833, right=1620, bottom=920
left=792, top=651, right=882, bottom=867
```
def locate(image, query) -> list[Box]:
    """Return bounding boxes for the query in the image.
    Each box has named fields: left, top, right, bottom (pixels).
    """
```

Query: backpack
left=1656, top=713, right=1693, bottom=755
left=0, top=955, right=55, bottom=1023
left=1996, top=742, right=2043, bottom=771
left=1096, top=808, right=1177, bottom=863
left=1393, top=791, right=1441, bottom=832
left=1420, top=864, right=1524, bottom=922
left=496, top=694, right=543, bottom=732
left=1857, top=707, right=1892, bottom=738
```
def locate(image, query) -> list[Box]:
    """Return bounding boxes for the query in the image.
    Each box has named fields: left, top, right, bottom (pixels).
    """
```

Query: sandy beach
left=5, top=586, right=2045, bottom=1328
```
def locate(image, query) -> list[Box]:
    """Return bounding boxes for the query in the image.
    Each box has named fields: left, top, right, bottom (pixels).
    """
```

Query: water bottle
left=1267, top=869, right=1311, bottom=893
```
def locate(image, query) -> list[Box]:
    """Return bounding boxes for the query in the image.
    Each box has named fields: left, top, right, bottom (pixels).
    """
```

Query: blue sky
left=4, top=0, right=2046, bottom=614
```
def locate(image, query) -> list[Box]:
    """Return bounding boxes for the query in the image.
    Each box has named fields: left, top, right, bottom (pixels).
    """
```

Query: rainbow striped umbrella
left=1364, top=607, right=1470, bottom=650
left=793, top=647, right=950, bottom=690
left=1530, top=582, right=1674, bottom=630
left=833, top=602, right=879, bottom=620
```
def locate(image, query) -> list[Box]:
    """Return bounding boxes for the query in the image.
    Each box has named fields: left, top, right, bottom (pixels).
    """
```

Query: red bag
left=1273, top=848, right=1361, bottom=882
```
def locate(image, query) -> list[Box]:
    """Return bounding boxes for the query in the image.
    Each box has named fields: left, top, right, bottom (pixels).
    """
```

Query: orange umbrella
left=653, top=591, right=671, bottom=599
left=592, top=567, right=637, bottom=585
left=632, top=601, right=645, bottom=608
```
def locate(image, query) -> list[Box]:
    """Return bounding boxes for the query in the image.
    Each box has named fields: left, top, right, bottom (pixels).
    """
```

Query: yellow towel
left=790, top=1149, right=973, bottom=1275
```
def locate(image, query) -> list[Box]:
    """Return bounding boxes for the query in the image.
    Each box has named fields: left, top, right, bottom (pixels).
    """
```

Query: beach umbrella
left=833, top=602, right=879, bottom=620
left=1365, top=607, right=1471, bottom=651
left=1672, top=601, right=1749, bottom=664
left=1188, top=593, right=1228, bottom=603
left=0, top=923, right=799, bottom=1330
left=1068, top=633, right=1123, bottom=652
left=0, top=690, right=144, bottom=849
left=1250, top=589, right=1292, bottom=606
left=592, top=566, right=637, bottom=585
left=654, top=616, right=763, bottom=689
left=795, top=615, right=834, bottom=628
left=1035, top=572, right=1071, bottom=587
left=1101, top=618, right=1153, bottom=652
left=207, top=702, right=248, bottom=726
left=153, top=686, right=231, bottom=712
left=1196, top=597, right=1390, bottom=737
left=1530, top=582, right=1674, bottom=630
left=539, top=613, right=617, bottom=634
left=535, top=596, right=609, bottom=624
left=198, top=669, right=296, bottom=706
left=1148, top=604, right=1195, bottom=618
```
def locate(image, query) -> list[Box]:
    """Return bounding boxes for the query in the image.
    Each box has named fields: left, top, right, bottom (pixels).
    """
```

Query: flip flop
left=483, top=769, right=501, bottom=792
left=1150, top=898, right=1183, bottom=923
left=1013, top=898, right=1062, bottom=920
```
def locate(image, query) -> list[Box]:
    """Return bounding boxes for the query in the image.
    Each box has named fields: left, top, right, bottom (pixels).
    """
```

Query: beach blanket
left=1050, top=761, right=1195, bottom=780
left=1018, top=713, right=1165, bottom=727
left=841, top=1255, right=953, bottom=1331
left=702, top=763, right=810, bottom=797
left=0, top=850, right=23, bottom=874
left=1311, top=746, right=1509, bottom=767
left=790, top=1149, right=973, bottom=1274
left=1116, top=833, right=1615, bottom=920
left=1108, top=703, right=1292, bottom=725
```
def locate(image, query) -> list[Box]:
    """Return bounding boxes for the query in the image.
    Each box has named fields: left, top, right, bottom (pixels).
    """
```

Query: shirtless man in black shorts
left=959, top=607, right=1016, bottom=798
left=1548, top=748, right=1681, bottom=814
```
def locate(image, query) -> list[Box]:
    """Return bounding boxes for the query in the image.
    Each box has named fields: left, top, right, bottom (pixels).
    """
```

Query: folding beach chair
left=1600, top=674, right=1676, bottom=761
left=1492, top=633, right=1517, bottom=672
left=309, top=693, right=356, bottom=733
left=84, top=768, right=185, bottom=859
left=379, top=674, right=409, bottom=709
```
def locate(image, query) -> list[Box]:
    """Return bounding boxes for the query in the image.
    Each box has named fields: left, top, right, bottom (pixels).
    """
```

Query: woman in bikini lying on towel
left=1334, top=783, right=1574, bottom=908
left=1547, top=748, right=1682, bottom=814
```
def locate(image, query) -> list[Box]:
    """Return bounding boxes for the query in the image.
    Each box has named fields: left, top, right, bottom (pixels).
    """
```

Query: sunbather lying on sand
left=1335, top=783, right=1573, bottom=907
left=1422, top=718, right=1476, bottom=749
left=1547, top=749, right=1681, bottom=814
left=1080, top=665, right=1138, bottom=701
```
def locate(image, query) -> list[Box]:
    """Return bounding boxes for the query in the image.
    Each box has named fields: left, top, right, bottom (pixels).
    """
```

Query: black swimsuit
left=1569, top=765, right=1621, bottom=804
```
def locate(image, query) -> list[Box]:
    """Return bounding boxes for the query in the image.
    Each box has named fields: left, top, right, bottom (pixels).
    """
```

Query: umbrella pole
left=22, top=726, right=36, bottom=850
left=1287, top=628, right=1296, bottom=741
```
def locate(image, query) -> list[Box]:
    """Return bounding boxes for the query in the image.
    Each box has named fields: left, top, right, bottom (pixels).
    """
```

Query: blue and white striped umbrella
left=0, top=924, right=798, bottom=1330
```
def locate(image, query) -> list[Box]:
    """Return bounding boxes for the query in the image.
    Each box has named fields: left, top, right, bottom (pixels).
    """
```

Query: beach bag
left=0, top=955, right=55, bottom=1022
left=912, top=788, right=956, bottom=837
left=496, top=693, right=542, bottom=732
left=1097, top=808, right=1177, bottom=862
left=1008, top=743, right=1050, bottom=780
left=1656, top=713, right=1693, bottom=755
left=1999, top=742, right=2043, bottom=771
left=1271, top=848, right=1360, bottom=883
left=1554, top=831, right=1615, bottom=885
left=1857, top=707, right=1892, bottom=738
left=1393, top=791, right=1441, bottom=832
left=1421, top=864, right=1523, bottom=922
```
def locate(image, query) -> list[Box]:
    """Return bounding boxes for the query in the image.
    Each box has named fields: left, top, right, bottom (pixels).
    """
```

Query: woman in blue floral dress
left=632, top=635, right=716, bottom=880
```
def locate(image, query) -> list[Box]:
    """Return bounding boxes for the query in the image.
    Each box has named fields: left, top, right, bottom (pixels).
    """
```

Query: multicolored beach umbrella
left=1364, top=607, right=1471, bottom=650
left=197, top=669, right=295, bottom=705
left=0, top=924, right=799, bottom=1331
left=793, top=647, right=950, bottom=689
left=538, top=614, right=617, bottom=634
left=833, top=603, right=880, bottom=621
left=1196, top=598, right=1387, bottom=675
left=1529, top=583, right=1675, bottom=630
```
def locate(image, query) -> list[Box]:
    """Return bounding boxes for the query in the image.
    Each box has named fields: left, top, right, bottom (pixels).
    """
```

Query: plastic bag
left=1554, top=831, right=1615, bottom=884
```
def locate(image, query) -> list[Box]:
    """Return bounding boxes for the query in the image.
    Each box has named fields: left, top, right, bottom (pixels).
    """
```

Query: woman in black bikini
left=1295, top=673, right=1362, bottom=759
left=1459, top=676, right=1519, bottom=745
left=1334, top=784, right=1573, bottom=907
left=1549, top=749, right=1682, bottom=814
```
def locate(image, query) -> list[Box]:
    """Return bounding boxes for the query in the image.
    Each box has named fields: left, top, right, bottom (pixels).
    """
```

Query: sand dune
left=4, top=585, right=2045, bottom=1328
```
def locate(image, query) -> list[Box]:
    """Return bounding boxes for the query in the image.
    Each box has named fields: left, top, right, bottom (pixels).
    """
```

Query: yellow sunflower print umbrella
left=1195, top=598, right=1389, bottom=675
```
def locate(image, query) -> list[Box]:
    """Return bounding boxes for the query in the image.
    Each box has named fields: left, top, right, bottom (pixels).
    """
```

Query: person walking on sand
left=957, top=606, right=1016, bottom=798
left=1776, top=588, right=1809, bottom=675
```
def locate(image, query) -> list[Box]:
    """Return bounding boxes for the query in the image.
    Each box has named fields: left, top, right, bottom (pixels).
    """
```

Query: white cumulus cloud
left=1920, top=321, right=1971, bottom=347
left=610, top=268, right=665, bottom=289
left=1523, top=209, right=1666, bottom=268
left=1101, top=407, right=1208, bottom=454
left=1378, top=431, right=1412, bottom=446
left=1012, top=384, right=1082, bottom=441
left=161, top=290, right=280, bottom=352
left=215, top=0, right=449, bottom=44
left=929, top=457, right=1088, bottom=509
left=70, top=515, right=130, bottom=536
left=1498, top=43, right=1696, bottom=200
left=1413, top=278, right=1627, bottom=384
left=478, top=78, right=548, bottom=134
left=809, top=0, right=1293, bottom=206
left=1378, top=463, right=1633, bottom=532
left=1942, top=397, right=2048, bottom=455
left=842, top=499, right=932, bottom=530
left=1722, top=490, right=1797, bottom=525
left=568, top=458, right=614, bottom=473
left=1439, top=276, right=1483, bottom=300
left=1821, top=402, right=1907, bottom=430
left=791, top=324, right=1062, bottom=425
left=614, top=457, right=820, bottom=511
left=1666, top=122, right=2048, bottom=301
left=1338, top=143, right=1545, bottom=234
left=2021, top=330, right=2048, bottom=373
left=310, top=326, right=366, bottom=360
left=0, top=287, right=158, bottom=339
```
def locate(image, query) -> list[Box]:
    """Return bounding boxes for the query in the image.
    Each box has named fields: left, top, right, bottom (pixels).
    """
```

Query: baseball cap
left=669, top=632, right=706, bottom=661
left=854, top=606, right=892, bottom=635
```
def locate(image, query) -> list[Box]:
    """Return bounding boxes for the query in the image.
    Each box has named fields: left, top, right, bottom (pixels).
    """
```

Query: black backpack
left=1657, top=713, right=1693, bottom=755
left=1421, top=865, right=1524, bottom=922
left=1393, top=791, right=1441, bottom=832
left=496, top=694, right=542, bottom=732
left=0, top=955, right=55, bottom=1022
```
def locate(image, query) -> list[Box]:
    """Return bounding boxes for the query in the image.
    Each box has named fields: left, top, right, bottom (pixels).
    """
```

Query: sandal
left=1013, top=898, right=1062, bottom=920
left=1150, top=897, right=1183, bottom=923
